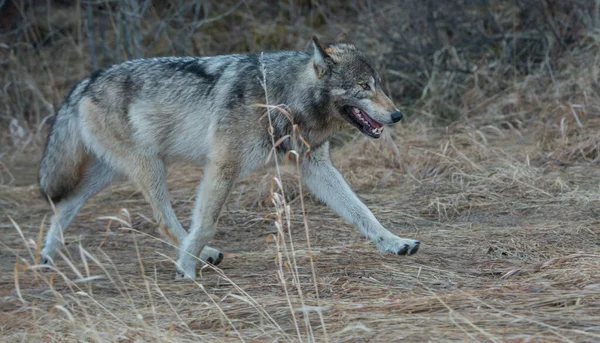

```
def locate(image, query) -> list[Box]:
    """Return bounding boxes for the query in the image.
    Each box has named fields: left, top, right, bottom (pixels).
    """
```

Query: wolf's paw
left=175, top=247, right=224, bottom=280
left=199, top=246, right=224, bottom=266
left=377, top=236, right=420, bottom=256
left=175, top=266, right=196, bottom=280
left=207, top=252, right=224, bottom=266
left=39, top=254, right=53, bottom=266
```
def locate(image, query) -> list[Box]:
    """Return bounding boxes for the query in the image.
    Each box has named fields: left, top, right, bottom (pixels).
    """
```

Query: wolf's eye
left=360, top=83, right=370, bottom=90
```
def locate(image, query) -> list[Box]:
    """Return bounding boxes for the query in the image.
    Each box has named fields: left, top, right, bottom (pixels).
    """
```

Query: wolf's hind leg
left=177, top=156, right=237, bottom=279
left=119, top=155, right=223, bottom=267
left=41, top=158, right=115, bottom=264
left=124, top=157, right=188, bottom=246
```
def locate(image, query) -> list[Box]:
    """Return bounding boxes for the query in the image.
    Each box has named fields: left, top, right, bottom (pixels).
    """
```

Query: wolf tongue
left=361, top=110, right=383, bottom=129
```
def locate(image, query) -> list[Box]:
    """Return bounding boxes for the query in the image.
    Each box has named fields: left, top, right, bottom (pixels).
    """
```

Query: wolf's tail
left=39, top=82, right=89, bottom=204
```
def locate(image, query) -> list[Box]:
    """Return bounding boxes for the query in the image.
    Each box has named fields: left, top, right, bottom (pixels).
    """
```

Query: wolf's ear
left=312, top=36, right=333, bottom=79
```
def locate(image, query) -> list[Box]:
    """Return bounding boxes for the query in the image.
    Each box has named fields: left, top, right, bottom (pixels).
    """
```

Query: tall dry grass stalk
left=258, top=51, right=329, bottom=342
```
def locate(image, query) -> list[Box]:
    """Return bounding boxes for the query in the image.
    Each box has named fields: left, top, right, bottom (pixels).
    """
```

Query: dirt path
left=1, top=126, right=599, bottom=342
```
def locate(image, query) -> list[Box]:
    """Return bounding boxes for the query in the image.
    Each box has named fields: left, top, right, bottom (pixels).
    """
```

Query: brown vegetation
left=1, top=1, right=599, bottom=342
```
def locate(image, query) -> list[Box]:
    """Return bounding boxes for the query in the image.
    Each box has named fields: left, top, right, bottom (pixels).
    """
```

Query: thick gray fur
left=38, top=35, right=419, bottom=278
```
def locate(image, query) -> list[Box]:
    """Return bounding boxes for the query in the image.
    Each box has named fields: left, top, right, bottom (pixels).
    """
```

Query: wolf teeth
left=371, top=127, right=383, bottom=135
left=353, top=107, right=366, bottom=120
left=352, top=107, right=367, bottom=124
left=353, top=107, right=382, bottom=135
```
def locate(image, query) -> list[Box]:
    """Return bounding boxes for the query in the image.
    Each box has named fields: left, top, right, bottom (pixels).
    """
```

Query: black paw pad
left=397, top=244, right=409, bottom=255
left=206, top=257, right=214, bottom=264
left=214, top=252, right=224, bottom=266
left=407, top=241, right=420, bottom=255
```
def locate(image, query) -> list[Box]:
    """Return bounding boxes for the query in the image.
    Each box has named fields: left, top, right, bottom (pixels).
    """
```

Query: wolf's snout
left=390, top=110, right=403, bottom=123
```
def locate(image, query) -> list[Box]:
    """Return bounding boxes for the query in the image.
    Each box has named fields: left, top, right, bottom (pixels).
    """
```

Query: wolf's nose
left=391, top=110, right=403, bottom=123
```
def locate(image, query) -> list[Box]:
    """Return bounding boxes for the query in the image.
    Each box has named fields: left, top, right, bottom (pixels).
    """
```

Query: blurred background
left=2, top=2, right=600, bottom=341
left=1, top=0, right=598, bottom=157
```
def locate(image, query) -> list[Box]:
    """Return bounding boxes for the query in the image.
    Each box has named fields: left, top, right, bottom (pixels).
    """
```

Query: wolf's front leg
left=176, top=156, right=238, bottom=279
left=301, top=142, right=420, bottom=255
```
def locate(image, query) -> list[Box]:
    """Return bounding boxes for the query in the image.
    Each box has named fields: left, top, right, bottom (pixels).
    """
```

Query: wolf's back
left=38, top=78, right=91, bottom=204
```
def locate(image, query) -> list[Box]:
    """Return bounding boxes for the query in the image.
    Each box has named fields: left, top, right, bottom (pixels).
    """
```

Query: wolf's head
left=311, top=35, right=401, bottom=139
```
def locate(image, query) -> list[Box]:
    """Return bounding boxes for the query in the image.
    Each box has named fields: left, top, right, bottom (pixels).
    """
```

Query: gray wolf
left=38, top=34, right=420, bottom=278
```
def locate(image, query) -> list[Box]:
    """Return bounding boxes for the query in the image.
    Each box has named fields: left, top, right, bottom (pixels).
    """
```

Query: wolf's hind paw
left=39, top=254, right=53, bottom=266
left=175, top=267, right=195, bottom=280
left=206, top=252, right=224, bottom=266
left=199, top=246, right=224, bottom=266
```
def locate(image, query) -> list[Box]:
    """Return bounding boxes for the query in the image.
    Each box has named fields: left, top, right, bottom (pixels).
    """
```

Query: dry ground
left=1, top=119, right=599, bottom=342
left=2, top=2, right=599, bottom=342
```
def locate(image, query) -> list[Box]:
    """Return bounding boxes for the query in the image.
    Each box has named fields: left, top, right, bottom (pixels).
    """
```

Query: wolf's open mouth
left=344, top=106, right=384, bottom=138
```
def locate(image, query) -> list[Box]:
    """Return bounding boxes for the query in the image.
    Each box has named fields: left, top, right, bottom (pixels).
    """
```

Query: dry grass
left=2, top=111, right=600, bottom=341
left=2, top=1, right=600, bottom=342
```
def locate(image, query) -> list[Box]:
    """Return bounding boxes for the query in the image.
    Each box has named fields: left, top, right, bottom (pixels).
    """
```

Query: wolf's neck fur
left=258, top=51, right=338, bottom=151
